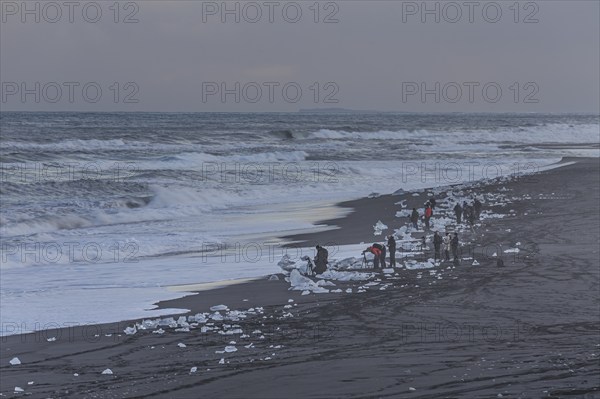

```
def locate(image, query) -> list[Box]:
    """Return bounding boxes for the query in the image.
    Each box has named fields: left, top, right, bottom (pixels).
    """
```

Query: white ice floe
left=318, top=270, right=375, bottom=282
left=504, top=248, right=520, bottom=253
left=289, top=270, right=329, bottom=294
left=316, top=280, right=336, bottom=287
left=404, top=259, right=436, bottom=270
left=219, top=328, right=243, bottom=335
left=382, top=268, right=395, bottom=274
left=9, top=357, right=21, bottom=366
left=124, top=326, right=137, bottom=335
left=224, top=346, right=237, bottom=353
left=210, top=305, right=228, bottom=312
left=211, top=312, right=224, bottom=321
left=101, top=369, right=113, bottom=375
left=188, top=313, right=208, bottom=323
left=277, top=254, right=297, bottom=273
left=373, top=220, right=388, bottom=235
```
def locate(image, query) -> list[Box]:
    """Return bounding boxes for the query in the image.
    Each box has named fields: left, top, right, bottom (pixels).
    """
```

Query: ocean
left=1, top=112, right=598, bottom=334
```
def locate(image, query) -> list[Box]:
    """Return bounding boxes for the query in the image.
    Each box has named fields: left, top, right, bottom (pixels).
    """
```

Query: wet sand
left=1, top=157, right=598, bottom=398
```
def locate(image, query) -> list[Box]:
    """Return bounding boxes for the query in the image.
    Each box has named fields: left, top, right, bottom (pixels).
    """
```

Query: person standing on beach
left=362, top=245, right=382, bottom=269
left=433, top=231, right=442, bottom=262
left=454, top=203, right=463, bottom=224
left=468, top=207, right=476, bottom=228
left=429, top=197, right=436, bottom=210
left=443, top=232, right=451, bottom=261
left=451, top=233, right=460, bottom=263
left=314, top=245, right=328, bottom=274
left=474, top=198, right=482, bottom=219
left=387, top=235, right=397, bottom=268
left=380, top=243, right=387, bottom=268
left=462, top=201, right=469, bottom=225
left=424, top=204, right=432, bottom=230
left=410, top=208, right=419, bottom=229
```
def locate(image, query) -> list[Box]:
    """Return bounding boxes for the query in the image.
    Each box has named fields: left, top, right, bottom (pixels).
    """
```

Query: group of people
left=311, top=197, right=484, bottom=273
left=361, top=235, right=397, bottom=269
left=410, top=197, right=483, bottom=231
left=410, top=198, right=437, bottom=230
left=433, top=231, right=460, bottom=263
left=453, top=198, right=482, bottom=227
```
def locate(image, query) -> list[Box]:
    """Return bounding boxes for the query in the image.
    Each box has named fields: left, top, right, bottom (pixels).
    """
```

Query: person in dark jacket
left=387, top=235, right=396, bottom=267
left=410, top=208, right=419, bottom=229
left=430, top=197, right=436, bottom=208
left=473, top=198, right=482, bottom=219
left=451, top=233, right=459, bottom=263
left=462, top=201, right=469, bottom=224
left=454, top=203, right=462, bottom=224
left=314, top=245, right=329, bottom=274
left=467, top=206, right=476, bottom=228
left=433, top=231, right=442, bottom=262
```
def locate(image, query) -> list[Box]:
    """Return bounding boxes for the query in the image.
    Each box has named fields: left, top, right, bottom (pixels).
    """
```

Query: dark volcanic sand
left=1, top=158, right=599, bottom=398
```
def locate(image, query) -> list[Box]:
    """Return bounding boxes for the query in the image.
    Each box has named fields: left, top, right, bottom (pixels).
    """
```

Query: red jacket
left=368, top=247, right=382, bottom=257
left=425, top=207, right=432, bottom=218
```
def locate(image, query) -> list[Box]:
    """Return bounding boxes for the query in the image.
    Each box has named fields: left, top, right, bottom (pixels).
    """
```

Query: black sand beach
left=1, top=157, right=599, bottom=398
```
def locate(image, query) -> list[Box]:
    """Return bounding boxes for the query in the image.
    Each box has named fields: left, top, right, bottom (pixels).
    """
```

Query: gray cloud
left=1, top=1, right=598, bottom=112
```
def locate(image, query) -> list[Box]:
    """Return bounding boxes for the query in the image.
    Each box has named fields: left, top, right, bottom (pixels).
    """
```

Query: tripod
left=361, top=252, right=368, bottom=269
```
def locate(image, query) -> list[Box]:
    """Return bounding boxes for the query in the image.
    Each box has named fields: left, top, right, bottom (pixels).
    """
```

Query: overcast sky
left=1, top=1, right=599, bottom=112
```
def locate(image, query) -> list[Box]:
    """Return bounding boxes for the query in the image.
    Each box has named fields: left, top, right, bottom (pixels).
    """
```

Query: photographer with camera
left=362, top=243, right=386, bottom=269
left=314, top=245, right=329, bottom=275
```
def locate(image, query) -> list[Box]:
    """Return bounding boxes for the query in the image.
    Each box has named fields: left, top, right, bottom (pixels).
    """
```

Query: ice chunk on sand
left=318, top=270, right=375, bottom=281
left=101, top=369, right=113, bottom=375
left=269, top=274, right=279, bottom=280
left=277, top=254, right=297, bottom=272
left=124, top=326, right=137, bottom=335
left=331, top=257, right=364, bottom=270
left=472, top=260, right=480, bottom=266
left=224, top=346, right=237, bottom=353
left=210, top=305, right=228, bottom=312
left=504, top=248, right=520, bottom=253
left=47, top=337, right=56, bottom=342
left=177, top=343, right=187, bottom=348
left=190, top=367, right=198, bottom=373
left=374, top=220, right=388, bottom=235
left=14, top=387, right=24, bottom=393
left=152, top=328, right=165, bottom=335
left=9, top=357, right=21, bottom=366
left=316, top=280, right=336, bottom=287
left=289, top=269, right=329, bottom=294
left=382, top=268, right=395, bottom=274
left=218, top=358, right=225, bottom=364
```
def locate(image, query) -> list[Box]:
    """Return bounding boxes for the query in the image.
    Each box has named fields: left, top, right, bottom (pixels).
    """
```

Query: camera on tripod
left=301, top=255, right=314, bottom=276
